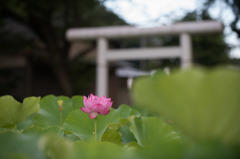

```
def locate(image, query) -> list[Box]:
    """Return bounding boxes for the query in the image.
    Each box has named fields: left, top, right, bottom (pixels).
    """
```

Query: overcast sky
left=103, top=0, right=240, bottom=58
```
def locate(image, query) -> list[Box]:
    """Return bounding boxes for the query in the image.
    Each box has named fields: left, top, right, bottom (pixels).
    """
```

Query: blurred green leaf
left=0, top=131, right=44, bottom=159
left=17, top=114, right=35, bottom=130
left=115, top=105, right=140, bottom=144
left=130, top=116, right=181, bottom=146
left=63, top=108, right=120, bottom=141
left=107, top=104, right=140, bottom=145
left=124, top=141, right=142, bottom=149
left=17, top=97, right=41, bottom=130
left=0, top=96, right=40, bottom=128
left=18, top=97, right=40, bottom=121
left=39, top=134, right=73, bottom=159
left=183, top=141, right=240, bottom=159
left=0, top=95, right=21, bottom=128
left=33, top=95, right=83, bottom=129
left=23, top=126, right=62, bottom=136
left=119, top=119, right=137, bottom=144
left=101, top=129, right=122, bottom=145
left=73, top=141, right=123, bottom=159
left=133, top=67, right=240, bottom=144
left=117, top=104, right=141, bottom=118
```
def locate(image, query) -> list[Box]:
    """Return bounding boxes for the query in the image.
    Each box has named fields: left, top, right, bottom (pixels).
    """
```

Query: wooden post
left=96, top=38, right=108, bottom=97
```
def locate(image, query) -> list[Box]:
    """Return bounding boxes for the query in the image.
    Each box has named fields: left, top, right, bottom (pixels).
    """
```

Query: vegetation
left=0, top=0, right=126, bottom=96
left=203, top=0, right=240, bottom=38
left=178, top=10, right=230, bottom=66
left=0, top=67, right=240, bottom=158
left=0, top=0, right=239, bottom=99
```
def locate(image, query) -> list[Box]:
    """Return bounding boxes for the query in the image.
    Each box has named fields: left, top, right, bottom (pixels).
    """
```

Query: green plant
left=0, top=67, right=240, bottom=159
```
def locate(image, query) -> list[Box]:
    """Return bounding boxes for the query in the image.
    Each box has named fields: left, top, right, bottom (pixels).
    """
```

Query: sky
left=103, top=0, right=240, bottom=58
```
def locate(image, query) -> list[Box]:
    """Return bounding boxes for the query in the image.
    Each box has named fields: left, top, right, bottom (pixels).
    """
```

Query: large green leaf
left=0, top=131, right=74, bottom=159
left=133, top=67, right=240, bottom=144
left=17, top=114, right=35, bottom=130
left=119, top=119, right=137, bottom=144
left=0, top=96, right=21, bottom=128
left=33, top=95, right=83, bottom=129
left=0, top=96, right=40, bottom=128
left=0, top=131, right=44, bottom=159
left=63, top=108, right=120, bottom=141
left=114, top=105, right=140, bottom=144
left=101, top=129, right=122, bottom=145
left=72, top=141, right=123, bottom=159
left=38, top=134, right=74, bottom=159
left=17, top=97, right=41, bottom=130
left=129, top=116, right=181, bottom=146
left=117, top=104, right=141, bottom=118
left=18, top=97, right=40, bottom=121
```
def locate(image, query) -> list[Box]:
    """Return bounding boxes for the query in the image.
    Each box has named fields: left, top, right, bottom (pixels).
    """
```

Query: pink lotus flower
left=80, top=94, right=113, bottom=119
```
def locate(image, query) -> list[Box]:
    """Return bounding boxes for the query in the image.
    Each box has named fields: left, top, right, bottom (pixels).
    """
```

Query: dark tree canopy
left=0, top=0, right=127, bottom=96
left=178, top=10, right=230, bottom=66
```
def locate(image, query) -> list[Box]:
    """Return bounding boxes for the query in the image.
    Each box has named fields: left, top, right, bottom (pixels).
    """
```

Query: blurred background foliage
left=0, top=0, right=239, bottom=100
left=0, top=0, right=126, bottom=98
left=178, top=10, right=230, bottom=66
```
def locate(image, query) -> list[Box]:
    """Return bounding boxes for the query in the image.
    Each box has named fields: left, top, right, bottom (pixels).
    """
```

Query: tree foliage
left=203, top=0, right=240, bottom=38
left=178, top=10, right=230, bottom=66
left=0, top=0, right=126, bottom=96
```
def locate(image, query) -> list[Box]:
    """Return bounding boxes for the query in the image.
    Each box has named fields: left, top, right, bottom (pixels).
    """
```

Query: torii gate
left=66, top=21, right=223, bottom=97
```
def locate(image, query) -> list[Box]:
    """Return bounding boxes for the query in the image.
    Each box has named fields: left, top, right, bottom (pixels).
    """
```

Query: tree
left=0, top=0, right=126, bottom=96
left=135, top=10, right=230, bottom=68
left=177, top=10, right=230, bottom=66
left=203, top=0, right=240, bottom=38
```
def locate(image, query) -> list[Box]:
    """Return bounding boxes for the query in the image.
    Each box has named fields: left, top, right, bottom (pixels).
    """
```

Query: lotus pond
left=0, top=67, right=240, bottom=159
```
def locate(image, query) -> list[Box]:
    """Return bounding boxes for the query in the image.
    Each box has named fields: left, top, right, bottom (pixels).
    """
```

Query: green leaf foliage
left=19, top=97, right=41, bottom=121
left=63, top=108, right=120, bottom=141
left=0, top=131, right=75, bottom=159
left=38, top=134, right=74, bottom=159
left=1, top=91, right=240, bottom=158
left=73, top=141, right=123, bottom=159
left=117, top=104, right=141, bottom=118
left=33, top=95, right=83, bottom=129
left=132, top=67, right=240, bottom=144
left=130, top=116, right=181, bottom=146
left=113, top=105, right=141, bottom=144
left=119, top=119, right=137, bottom=144
left=0, top=96, right=40, bottom=128
left=101, top=129, right=122, bottom=146
left=0, top=131, right=44, bottom=159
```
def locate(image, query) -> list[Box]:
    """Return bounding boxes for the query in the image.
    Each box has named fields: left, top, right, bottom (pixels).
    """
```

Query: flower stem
left=95, top=118, right=97, bottom=142
left=60, top=111, right=63, bottom=128
left=58, top=100, right=63, bottom=128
